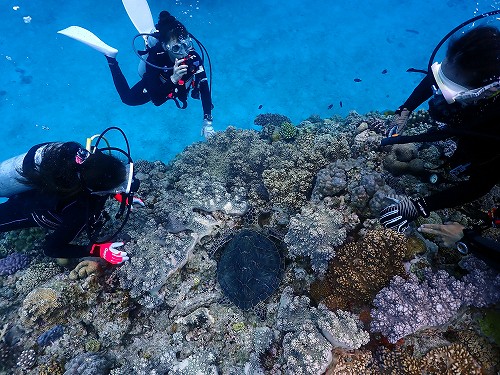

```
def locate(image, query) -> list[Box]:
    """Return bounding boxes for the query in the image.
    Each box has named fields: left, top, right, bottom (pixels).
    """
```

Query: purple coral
left=37, top=325, right=64, bottom=347
left=0, top=253, right=30, bottom=276
left=370, top=269, right=477, bottom=343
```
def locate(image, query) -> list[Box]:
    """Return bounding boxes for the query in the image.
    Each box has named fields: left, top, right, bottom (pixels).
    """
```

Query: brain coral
left=310, top=229, right=407, bottom=310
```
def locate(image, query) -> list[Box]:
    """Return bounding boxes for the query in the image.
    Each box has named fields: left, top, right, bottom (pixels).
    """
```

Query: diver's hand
left=90, top=242, right=129, bottom=265
left=171, top=58, right=188, bottom=84
left=202, top=117, right=215, bottom=139
left=387, top=108, right=411, bottom=137
left=380, top=196, right=429, bottom=233
left=418, top=222, right=465, bottom=247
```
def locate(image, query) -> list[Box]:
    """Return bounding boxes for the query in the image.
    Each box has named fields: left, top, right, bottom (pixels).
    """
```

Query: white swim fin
left=122, top=0, right=155, bottom=34
left=57, top=26, right=118, bottom=58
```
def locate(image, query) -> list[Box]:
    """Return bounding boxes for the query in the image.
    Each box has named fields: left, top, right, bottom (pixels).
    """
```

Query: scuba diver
left=58, top=6, right=214, bottom=139
left=379, top=14, right=500, bottom=239
left=0, top=128, right=143, bottom=265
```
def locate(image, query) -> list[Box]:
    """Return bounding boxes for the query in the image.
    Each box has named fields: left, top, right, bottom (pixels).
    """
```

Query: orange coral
left=311, top=230, right=407, bottom=310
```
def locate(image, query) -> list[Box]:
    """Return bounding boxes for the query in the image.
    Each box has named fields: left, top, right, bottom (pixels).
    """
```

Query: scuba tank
left=0, top=153, right=30, bottom=197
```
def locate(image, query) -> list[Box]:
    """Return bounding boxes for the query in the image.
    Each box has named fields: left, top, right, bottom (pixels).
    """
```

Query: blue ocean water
left=0, top=0, right=493, bottom=162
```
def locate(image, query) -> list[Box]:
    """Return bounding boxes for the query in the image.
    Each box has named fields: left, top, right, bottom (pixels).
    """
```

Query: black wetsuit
left=397, top=73, right=500, bottom=212
left=461, top=228, right=500, bottom=271
left=398, top=74, right=500, bottom=269
left=107, top=41, right=212, bottom=117
left=0, top=190, right=107, bottom=258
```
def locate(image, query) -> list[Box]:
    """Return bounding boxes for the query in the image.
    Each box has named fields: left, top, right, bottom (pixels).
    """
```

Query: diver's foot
left=105, top=55, right=118, bottom=66
left=202, top=125, right=216, bottom=139
left=104, top=48, right=118, bottom=59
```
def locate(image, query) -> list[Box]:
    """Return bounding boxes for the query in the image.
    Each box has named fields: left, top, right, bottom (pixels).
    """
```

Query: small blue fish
left=354, top=78, right=362, bottom=82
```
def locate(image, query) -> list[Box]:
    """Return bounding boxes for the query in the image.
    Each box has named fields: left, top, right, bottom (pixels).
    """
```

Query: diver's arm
left=460, top=229, right=500, bottom=271
left=425, top=178, right=497, bottom=212
left=197, top=69, right=212, bottom=117
left=398, top=74, right=434, bottom=112
left=42, top=195, right=102, bottom=259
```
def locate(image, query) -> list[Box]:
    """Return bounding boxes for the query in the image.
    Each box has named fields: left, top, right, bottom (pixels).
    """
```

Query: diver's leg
left=106, top=57, right=150, bottom=106
left=0, top=194, right=39, bottom=232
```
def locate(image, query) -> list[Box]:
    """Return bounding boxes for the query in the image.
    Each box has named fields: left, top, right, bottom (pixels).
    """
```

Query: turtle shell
left=217, top=229, right=285, bottom=310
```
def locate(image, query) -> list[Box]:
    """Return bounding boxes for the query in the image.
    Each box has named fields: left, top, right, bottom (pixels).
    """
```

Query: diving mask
left=163, top=37, right=193, bottom=57
left=431, top=62, right=500, bottom=105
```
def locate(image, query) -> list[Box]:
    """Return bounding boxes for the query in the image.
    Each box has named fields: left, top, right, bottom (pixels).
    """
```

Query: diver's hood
left=428, top=10, right=500, bottom=104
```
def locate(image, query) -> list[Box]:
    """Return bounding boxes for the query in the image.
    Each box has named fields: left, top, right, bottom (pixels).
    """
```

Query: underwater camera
left=183, top=53, right=200, bottom=75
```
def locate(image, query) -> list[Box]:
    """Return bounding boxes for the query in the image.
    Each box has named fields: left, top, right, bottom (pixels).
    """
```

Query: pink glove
left=90, top=242, right=128, bottom=264
left=114, top=194, right=145, bottom=208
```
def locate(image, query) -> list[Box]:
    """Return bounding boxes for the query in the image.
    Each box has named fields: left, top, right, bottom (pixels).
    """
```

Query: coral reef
left=0, top=252, right=30, bottom=276
left=282, top=322, right=333, bottom=375
left=277, top=121, right=298, bottom=141
left=285, top=201, right=347, bottom=275
left=311, top=229, right=407, bottom=310
left=371, top=264, right=500, bottom=343
left=273, top=287, right=370, bottom=373
left=383, top=144, right=426, bottom=178
left=69, top=260, right=103, bottom=280
left=64, top=352, right=111, bottom=375
left=0, top=111, right=498, bottom=374
left=37, top=324, right=64, bottom=347
left=423, top=343, right=482, bottom=374
left=15, top=348, right=36, bottom=370
left=16, top=261, right=62, bottom=294
left=254, top=113, right=292, bottom=141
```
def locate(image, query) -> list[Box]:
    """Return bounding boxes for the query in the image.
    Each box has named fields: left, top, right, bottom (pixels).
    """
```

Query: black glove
left=380, top=196, right=429, bottom=233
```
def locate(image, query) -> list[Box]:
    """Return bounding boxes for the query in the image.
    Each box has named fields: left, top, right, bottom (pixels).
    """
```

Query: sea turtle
left=216, top=228, right=285, bottom=310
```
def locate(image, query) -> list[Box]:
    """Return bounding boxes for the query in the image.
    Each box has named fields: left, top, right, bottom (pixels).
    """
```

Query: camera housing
left=183, top=53, right=201, bottom=75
